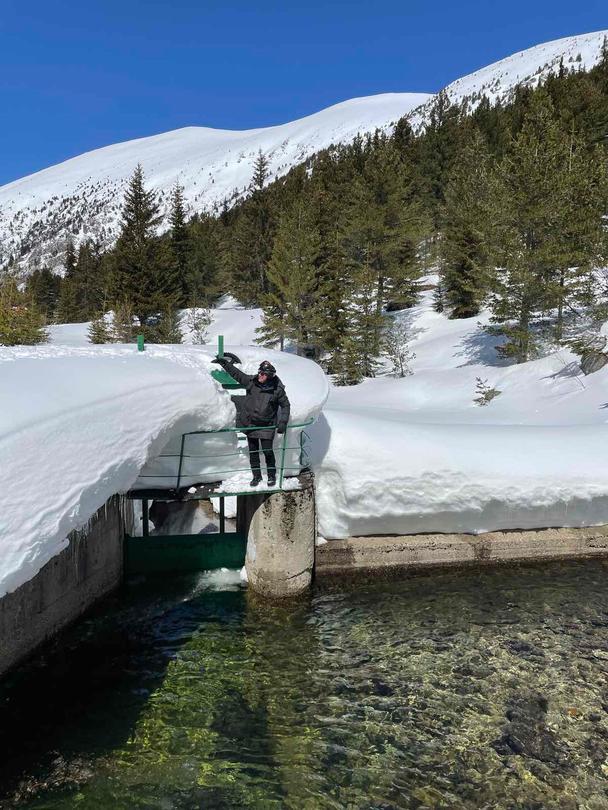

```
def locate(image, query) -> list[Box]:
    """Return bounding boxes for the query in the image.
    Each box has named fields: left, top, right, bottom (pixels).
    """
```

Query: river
left=2, top=560, right=608, bottom=808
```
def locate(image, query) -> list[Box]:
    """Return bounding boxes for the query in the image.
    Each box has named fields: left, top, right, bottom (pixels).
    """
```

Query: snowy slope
left=47, top=296, right=264, bottom=349
left=410, top=29, right=608, bottom=124
left=3, top=29, right=607, bottom=273
left=0, top=93, right=429, bottom=271
left=0, top=344, right=328, bottom=596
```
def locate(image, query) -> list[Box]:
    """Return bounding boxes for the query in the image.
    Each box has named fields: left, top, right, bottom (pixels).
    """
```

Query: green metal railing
left=136, top=419, right=313, bottom=496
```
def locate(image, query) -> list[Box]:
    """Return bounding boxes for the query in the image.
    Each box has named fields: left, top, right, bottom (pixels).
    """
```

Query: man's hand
left=277, top=424, right=286, bottom=435
left=211, top=356, right=225, bottom=365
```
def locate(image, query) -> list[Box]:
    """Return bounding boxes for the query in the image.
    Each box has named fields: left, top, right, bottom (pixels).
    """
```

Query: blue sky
left=0, top=0, right=606, bottom=185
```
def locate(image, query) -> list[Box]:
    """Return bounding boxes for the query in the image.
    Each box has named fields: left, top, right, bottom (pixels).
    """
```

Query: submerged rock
left=492, top=692, right=571, bottom=768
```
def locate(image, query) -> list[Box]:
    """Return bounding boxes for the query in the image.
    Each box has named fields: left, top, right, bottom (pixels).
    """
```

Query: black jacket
left=217, top=358, right=290, bottom=438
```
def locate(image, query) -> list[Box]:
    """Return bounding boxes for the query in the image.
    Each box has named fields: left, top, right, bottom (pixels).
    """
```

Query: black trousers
left=247, top=437, right=276, bottom=478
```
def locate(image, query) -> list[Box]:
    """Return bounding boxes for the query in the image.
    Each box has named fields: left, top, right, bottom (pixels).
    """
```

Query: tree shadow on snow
left=454, top=326, right=511, bottom=368
left=542, top=361, right=583, bottom=381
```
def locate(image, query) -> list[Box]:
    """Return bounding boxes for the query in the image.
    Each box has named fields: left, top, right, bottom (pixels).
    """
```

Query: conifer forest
left=3, top=50, right=608, bottom=384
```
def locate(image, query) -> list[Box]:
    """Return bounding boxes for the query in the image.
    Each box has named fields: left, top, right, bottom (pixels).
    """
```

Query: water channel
left=2, top=560, right=608, bottom=808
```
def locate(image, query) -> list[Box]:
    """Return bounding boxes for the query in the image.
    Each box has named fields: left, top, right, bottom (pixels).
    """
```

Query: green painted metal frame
left=135, top=419, right=313, bottom=498
left=210, top=368, right=242, bottom=389
left=125, top=531, right=247, bottom=574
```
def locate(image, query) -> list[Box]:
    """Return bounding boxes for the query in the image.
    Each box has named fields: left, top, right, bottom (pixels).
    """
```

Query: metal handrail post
left=219, top=496, right=225, bottom=533
left=278, top=426, right=289, bottom=489
left=142, top=499, right=149, bottom=537
left=175, top=433, right=187, bottom=491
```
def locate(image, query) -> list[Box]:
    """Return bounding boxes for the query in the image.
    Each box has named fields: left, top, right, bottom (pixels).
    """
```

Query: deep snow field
left=315, top=289, right=608, bottom=539
left=0, top=311, right=327, bottom=597
left=3, top=289, right=608, bottom=596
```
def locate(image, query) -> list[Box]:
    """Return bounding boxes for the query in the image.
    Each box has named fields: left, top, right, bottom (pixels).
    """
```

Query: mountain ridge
left=2, top=29, right=607, bottom=273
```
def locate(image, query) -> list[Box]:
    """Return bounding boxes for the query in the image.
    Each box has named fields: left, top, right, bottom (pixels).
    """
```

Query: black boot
left=250, top=473, right=262, bottom=487
left=267, top=474, right=276, bottom=488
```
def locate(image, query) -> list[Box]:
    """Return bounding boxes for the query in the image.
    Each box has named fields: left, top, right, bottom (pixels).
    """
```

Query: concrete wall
left=316, top=525, right=608, bottom=579
left=0, top=495, right=132, bottom=678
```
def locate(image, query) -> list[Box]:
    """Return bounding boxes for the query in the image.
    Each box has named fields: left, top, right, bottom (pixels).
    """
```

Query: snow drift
left=312, top=285, right=608, bottom=538
left=0, top=344, right=328, bottom=597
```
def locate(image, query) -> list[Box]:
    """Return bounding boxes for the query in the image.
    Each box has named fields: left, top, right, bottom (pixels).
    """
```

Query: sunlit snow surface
left=42, top=290, right=608, bottom=548
left=0, top=94, right=430, bottom=271
left=311, top=285, right=608, bottom=538
left=410, top=30, right=608, bottom=126
left=0, top=341, right=328, bottom=596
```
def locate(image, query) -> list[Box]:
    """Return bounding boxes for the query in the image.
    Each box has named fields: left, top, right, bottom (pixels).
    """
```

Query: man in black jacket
left=212, top=357, right=290, bottom=487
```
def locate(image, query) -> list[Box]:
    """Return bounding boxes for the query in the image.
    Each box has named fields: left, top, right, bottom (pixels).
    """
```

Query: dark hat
left=258, top=360, right=276, bottom=375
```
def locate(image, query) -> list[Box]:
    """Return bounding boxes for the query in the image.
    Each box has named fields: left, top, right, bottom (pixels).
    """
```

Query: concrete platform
left=315, top=525, right=608, bottom=579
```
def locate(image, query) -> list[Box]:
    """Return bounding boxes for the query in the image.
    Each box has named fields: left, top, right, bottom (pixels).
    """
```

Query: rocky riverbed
left=2, top=561, right=608, bottom=808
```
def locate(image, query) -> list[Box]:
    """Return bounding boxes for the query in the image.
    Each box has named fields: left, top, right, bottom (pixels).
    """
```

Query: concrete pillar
left=239, top=472, right=316, bottom=599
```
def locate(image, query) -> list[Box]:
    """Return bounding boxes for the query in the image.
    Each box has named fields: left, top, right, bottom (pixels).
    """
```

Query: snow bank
left=313, top=412, right=608, bottom=537
left=0, top=344, right=327, bottom=596
left=134, top=346, right=327, bottom=488
left=312, top=287, right=608, bottom=538
left=36, top=291, right=608, bottom=554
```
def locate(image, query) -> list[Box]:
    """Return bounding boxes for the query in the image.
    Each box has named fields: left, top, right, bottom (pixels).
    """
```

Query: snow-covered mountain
left=410, top=29, right=608, bottom=124
left=0, top=94, right=429, bottom=272
left=1, top=29, right=607, bottom=273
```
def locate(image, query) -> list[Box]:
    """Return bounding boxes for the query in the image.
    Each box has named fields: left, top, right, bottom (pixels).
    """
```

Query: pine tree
left=257, top=200, right=320, bottom=352
left=549, top=126, right=608, bottom=340
left=305, top=173, right=350, bottom=363
left=88, top=313, right=112, bottom=344
left=149, top=308, right=183, bottom=343
left=112, top=300, right=136, bottom=343
left=415, top=90, right=464, bottom=228
left=110, top=165, right=168, bottom=324
left=56, top=238, right=80, bottom=323
left=251, top=149, right=269, bottom=190
left=343, top=142, right=426, bottom=326
left=433, top=280, right=445, bottom=313
left=332, top=251, right=385, bottom=384
left=169, top=183, right=190, bottom=306
left=331, top=329, right=364, bottom=386
left=488, top=92, right=581, bottom=361
left=382, top=317, right=416, bottom=377
left=186, top=214, right=224, bottom=304
left=185, top=304, right=211, bottom=344
left=56, top=277, right=79, bottom=324
left=25, top=267, right=61, bottom=321
left=0, top=277, right=48, bottom=346
left=224, top=151, right=273, bottom=305
left=73, top=240, right=104, bottom=320
left=64, top=238, right=77, bottom=277
left=440, top=127, right=493, bottom=318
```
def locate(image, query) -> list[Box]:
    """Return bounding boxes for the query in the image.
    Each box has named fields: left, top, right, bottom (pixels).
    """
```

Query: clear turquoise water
left=3, top=561, right=608, bottom=809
